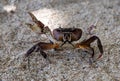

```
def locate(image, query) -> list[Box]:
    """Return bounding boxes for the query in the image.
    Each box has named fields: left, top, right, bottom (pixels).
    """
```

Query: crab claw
left=26, top=12, right=51, bottom=34
left=25, top=23, right=44, bottom=34
left=28, top=12, right=44, bottom=29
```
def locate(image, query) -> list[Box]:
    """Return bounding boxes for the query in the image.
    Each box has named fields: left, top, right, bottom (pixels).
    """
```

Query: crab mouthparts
left=60, top=32, right=74, bottom=47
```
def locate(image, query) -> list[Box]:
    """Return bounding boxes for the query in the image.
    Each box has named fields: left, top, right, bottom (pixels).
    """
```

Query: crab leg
left=75, top=36, right=103, bottom=59
left=25, top=42, right=59, bottom=59
left=87, top=18, right=99, bottom=35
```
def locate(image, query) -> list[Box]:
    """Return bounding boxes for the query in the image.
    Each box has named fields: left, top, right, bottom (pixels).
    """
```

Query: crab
left=25, top=12, right=103, bottom=63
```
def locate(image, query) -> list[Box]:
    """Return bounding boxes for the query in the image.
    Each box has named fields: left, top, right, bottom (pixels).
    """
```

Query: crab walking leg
left=75, top=36, right=103, bottom=59
left=82, top=36, right=103, bottom=59
left=25, top=42, right=59, bottom=59
left=87, top=18, right=99, bottom=35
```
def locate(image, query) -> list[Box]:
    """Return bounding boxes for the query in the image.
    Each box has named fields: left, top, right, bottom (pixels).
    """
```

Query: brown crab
left=25, top=12, right=103, bottom=63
